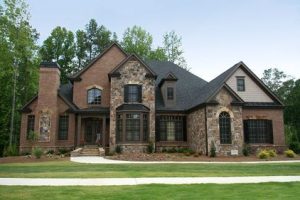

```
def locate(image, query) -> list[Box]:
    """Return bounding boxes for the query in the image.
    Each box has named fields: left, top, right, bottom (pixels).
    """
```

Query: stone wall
left=206, top=88, right=243, bottom=156
left=110, top=59, right=156, bottom=152
left=187, top=108, right=207, bottom=154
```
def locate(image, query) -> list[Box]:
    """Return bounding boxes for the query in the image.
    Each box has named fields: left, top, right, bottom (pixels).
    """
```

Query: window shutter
left=138, top=85, right=142, bottom=103
left=124, top=85, right=129, bottom=102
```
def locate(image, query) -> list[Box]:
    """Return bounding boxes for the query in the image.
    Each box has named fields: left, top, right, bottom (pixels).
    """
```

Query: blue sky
left=26, top=0, right=300, bottom=81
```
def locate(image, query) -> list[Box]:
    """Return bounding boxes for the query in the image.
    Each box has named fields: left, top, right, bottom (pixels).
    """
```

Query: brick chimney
left=36, top=62, right=61, bottom=144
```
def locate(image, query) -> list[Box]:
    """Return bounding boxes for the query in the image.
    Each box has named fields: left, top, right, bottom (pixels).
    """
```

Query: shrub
left=242, top=143, right=251, bottom=156
left=3, top=144, right=19, bottom=157
left=285, top=149, right=296, bottom=158
left=167, top=147, right=177, bottom=153
left=210, top=141, right=216, bottom=157
left=268, top=149, right=277, bottom=157
left=46, top=150, right=55, bottom=155
left=115, top=145, right=122, bottom=154
left=32, top=147, right=43, bottom=159
left=289, top=142, right=300, bottom=154
left=147, top=142, right=154, bottom=154
left=162, top=148, right=167, bottom=153
left=58, top=148, right=69, bottom=155
left=257, top=149, right=269, bottom=159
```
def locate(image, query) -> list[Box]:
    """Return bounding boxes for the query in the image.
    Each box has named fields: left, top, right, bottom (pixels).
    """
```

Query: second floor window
left=88, top=88, right=101, bottom=105
left=124, top=84, right=142, bottom=103
left=237, top=77, right=245, bottom=91
left=167, top=87, right=174, bottom=100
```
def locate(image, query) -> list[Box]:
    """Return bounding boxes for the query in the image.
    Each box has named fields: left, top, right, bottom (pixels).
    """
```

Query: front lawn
left=0, top=182, right=300, bottom=200
left=0, top=161, right=300, bottom=178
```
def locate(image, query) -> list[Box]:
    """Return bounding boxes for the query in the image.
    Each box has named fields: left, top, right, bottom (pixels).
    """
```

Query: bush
left=3, top=144, right=19, bottom=157
left=285, top=149, right=296, bottom=158
left=46, top=150, right=55, bottom=155
left=242, top=143, right=251, bottom=156
left=58, top=148, right=69, bottom=155
left=210, top=141, right=216, bottom=157
left=257, top=149, right=269, bottom=159
left=147, top=142, right=154, bottom=154
left=289, top=142, right=300, bottom=154
left=115, top=145, right=122, bottom=154
left=268, top=149, right=277, bottom=157
left=32, top=147, right=43, bottom=159
left=167, top=147, right=177, bottom=153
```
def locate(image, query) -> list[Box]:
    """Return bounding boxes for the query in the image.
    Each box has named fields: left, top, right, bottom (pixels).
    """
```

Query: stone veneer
left=110, top=59, right=156, bottom=152
left=187, top=108, right=207, bottom=154
left=206, top=88, right=243, bottom=156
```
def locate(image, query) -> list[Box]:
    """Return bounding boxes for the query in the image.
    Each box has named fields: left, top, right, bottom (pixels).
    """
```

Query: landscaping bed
left=0, top=155, right=69, bottom=164
left=108, top=152, right=299, bottom=162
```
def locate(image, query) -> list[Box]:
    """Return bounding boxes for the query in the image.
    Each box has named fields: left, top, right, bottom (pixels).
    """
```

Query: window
left=244, top=119, right=273, bottom=144
left=116, top=112, right=148, bottom=143
left=237, top=77, right=245, bottom=91
left=157, top=116, right=186, bottom=141
left=126, top=114, right=140, bottom=141
left=219, top=112, right=231, bottom=144
left=167, top=87, right=174, bottom=100
left=87, top=88, right=101, bottom=105
left=26, top=115, right=35, bottom=139
left=124, top=85, right=142, bottom=103
left=58, top=115, right=69, bottom=140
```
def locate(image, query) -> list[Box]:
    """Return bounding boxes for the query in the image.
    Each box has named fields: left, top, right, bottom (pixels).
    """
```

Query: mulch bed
left=108, top=153, right=300, bottom=162
left=0, top=155, right=69, bottom=164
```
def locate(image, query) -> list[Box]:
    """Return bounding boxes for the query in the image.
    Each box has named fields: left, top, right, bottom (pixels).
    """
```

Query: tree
left=261, top=68, right=295, bottom=101
left=85, top=19, right=98, bottom=61
left=95, top=25, right=112, bottom=53
left=75, top=30, right=87, bottom=70
left=121, top=26, right=153, bottom=59
left=40, top=26, right=75, bottom=83
left=149, top=47, right=167, bottom=61
left=0, top=0, right=39, bottom=154
left=163, top=31, right=188, bottom=70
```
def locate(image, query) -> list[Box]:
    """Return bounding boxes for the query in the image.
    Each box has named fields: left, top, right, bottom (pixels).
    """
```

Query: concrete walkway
left=70, top=156, right=300, bottom=164
left=1, top=176, right=300, bottom=186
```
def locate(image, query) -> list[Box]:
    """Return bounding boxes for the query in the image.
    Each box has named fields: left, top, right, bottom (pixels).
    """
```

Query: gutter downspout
left=205, top=106, right=208, bottom=156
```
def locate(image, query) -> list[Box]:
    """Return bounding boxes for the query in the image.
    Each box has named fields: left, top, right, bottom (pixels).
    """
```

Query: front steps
left=71, top=146, right=105, bottom=157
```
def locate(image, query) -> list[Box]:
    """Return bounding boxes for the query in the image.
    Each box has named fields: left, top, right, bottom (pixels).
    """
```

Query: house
left=19, top=43, right=285, bottom=156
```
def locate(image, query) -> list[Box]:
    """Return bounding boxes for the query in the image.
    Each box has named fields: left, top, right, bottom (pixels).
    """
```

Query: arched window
left=87, top=88, right=101, bottom=105
left=219, top=112, right=231, bottom=144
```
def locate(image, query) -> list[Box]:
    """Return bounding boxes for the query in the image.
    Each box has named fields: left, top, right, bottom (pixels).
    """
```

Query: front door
left=85, top=119, right=101, bottom=145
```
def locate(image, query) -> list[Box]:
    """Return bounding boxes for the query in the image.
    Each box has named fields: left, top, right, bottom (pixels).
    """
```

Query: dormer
left=158, top=72, right=178, bottom=107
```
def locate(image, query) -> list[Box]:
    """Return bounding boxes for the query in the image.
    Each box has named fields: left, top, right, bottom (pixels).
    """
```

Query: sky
left=25, top=0, right=300, bottom=81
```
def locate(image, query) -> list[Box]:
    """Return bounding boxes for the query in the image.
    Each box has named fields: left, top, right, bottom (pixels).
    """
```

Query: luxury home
left=19, top=43, right=285, bottom=155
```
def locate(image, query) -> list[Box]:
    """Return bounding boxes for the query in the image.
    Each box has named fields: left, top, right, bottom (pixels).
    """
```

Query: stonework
left=110, top=59, right=156, bottom=152
left=38, top=110, right=51, bottom=142
left=206, top=88, right=243, bottom=156
left=187, top=108, right=206, bottom=154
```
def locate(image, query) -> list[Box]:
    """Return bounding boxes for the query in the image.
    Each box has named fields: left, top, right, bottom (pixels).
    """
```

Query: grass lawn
left=0, top=182, right=300, bottom=200
left=0, top=161, right=300, bottom=178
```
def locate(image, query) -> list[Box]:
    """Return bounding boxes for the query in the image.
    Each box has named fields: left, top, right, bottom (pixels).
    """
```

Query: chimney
left=36, top=62, right=61, bottom=143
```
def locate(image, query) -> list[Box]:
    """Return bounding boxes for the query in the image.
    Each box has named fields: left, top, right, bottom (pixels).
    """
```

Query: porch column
left=77, top=115, right=81, bottom=147
left=102, top=116, right=106, bottom=147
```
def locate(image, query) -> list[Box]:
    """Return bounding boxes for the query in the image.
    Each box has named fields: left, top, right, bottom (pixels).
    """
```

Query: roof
left=147, top=60, right=208, bottom=111
left=69, top=42, right=127, bottom=80
left=40, top=62, right=60, bottom=69
left=72, top=107, right=110, bottom=114
left=116, top=104, right=150, bottom=112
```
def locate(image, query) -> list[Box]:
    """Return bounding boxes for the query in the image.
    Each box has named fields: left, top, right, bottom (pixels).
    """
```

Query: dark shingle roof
left=147, top=60, right=208, bottom=111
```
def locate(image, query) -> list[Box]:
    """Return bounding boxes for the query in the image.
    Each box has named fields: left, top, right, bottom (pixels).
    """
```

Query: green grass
left=0, top=182, right=300, bottom=199
left=0, top=161, right=300, bottom=178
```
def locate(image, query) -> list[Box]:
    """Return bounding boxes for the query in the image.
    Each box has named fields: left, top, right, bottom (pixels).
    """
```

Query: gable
left=226, top=68, right=274, bottom=103
left=109, top=54, right=157, bottom=80
left=70, top=43, right=127, bottom=80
